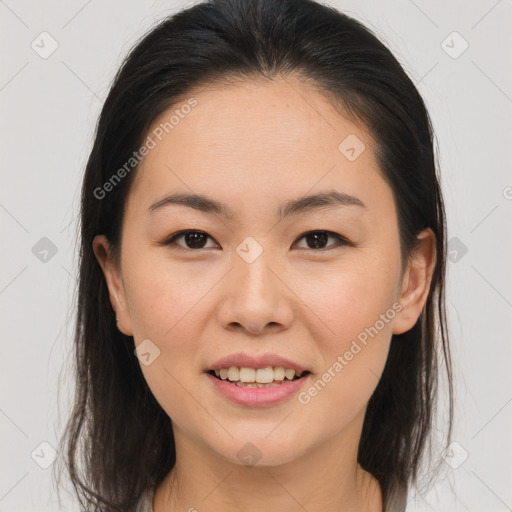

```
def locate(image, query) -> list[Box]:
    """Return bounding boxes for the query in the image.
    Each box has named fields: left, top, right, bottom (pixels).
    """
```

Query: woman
left=55, top=0, right=453, bottom=510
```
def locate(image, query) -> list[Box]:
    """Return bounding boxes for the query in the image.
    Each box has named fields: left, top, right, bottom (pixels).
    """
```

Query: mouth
left=207, top=366, right=311, bottom=388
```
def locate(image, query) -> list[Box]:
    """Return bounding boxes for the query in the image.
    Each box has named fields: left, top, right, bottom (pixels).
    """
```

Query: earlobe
left=92, top=235, right=133, bottom=336
left=392, top=228, right=436, bottom=335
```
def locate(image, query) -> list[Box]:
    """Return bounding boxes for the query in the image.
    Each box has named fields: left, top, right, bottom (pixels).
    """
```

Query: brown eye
left=294, top=230, right=352, bottom=251
left=162, top=230, right=218, bottom=250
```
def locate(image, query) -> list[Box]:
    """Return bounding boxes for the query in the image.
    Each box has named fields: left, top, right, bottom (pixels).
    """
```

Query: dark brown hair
left=55, top=0, right=454, bottom=510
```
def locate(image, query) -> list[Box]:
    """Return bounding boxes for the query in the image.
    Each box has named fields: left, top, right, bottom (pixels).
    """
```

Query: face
left=94, top=76, right=435, bottom=468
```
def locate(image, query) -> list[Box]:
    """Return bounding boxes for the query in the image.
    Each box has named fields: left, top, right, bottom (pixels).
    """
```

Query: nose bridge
left=233, top=236, right=278, bottom=303
left=217, top=235, right=292, bottom=334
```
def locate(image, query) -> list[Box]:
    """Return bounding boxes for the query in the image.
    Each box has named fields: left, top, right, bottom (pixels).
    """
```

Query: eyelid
left=295, top=230, right=354, bottom=249
left=160, top=229, right=354, bottom=251
left=159, top=229, right=220, bottom=249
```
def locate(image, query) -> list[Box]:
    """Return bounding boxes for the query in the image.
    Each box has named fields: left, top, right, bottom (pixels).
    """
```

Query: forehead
left=146, top=77, right=375, bottom=161
left=127, top=76, right=388, bottom=217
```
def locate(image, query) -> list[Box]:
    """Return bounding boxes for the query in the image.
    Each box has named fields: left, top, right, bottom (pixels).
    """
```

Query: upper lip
left=205, top=352, right=309, bottom=373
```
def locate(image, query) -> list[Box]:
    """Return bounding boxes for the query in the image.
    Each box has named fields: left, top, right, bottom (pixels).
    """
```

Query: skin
left=93, top=75, right=436, bottom=512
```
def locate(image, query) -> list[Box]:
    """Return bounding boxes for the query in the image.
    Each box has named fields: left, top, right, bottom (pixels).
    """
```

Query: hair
left=54, top=0, right=454, bottom=510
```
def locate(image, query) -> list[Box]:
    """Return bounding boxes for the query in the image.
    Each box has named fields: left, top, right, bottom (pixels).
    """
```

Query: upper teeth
left=214, top=366, right=302, bottom=383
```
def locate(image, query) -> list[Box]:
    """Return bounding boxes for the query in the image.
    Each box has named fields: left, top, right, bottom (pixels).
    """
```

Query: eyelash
left=160, top=229, right=354, bottom=253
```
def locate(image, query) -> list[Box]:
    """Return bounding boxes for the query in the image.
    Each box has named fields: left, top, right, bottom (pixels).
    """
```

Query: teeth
left=255, top=367, right=273, bottom=384
left=285, top=369, right=295, bottom=380
left=227, top=366, right=239, bottom=381
left=239, top=367, right=256, bottom=382
left=212, top=366, right=304, bottom=384
left=234, top=381, right=283, bottom=388
left=273, top=366, right=285, bottom=380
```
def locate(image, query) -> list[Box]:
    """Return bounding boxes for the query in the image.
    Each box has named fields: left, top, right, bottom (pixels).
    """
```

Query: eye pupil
left=185, top=231, right=207, bottom=248
left=306, top=231, right=328, bottom=249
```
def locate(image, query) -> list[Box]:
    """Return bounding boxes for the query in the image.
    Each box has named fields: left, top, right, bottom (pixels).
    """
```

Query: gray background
left=1, top=0, right=511, bottom=510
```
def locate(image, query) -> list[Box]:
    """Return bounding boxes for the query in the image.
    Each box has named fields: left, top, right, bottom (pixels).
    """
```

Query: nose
left=216, top=248, right=295, bottom=336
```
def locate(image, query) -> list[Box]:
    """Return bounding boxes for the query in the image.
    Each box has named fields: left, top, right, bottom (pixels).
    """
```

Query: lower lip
left=206, top=373, right=310, bottom=407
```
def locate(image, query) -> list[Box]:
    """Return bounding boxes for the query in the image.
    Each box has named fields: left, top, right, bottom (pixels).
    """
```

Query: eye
left=160, top=229, right=352, bottom=252
left=161, top=230, right=219, bottom=250
left=293, top=230, right=353, bottom=251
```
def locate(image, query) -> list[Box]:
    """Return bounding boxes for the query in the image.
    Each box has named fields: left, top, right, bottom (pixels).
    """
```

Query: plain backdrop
left=1, top=1, right=511, bottom=510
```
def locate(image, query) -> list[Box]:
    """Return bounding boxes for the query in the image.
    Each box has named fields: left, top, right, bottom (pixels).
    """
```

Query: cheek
left=295, top=285, right=395, bottom=439
left=122, top=255, right=211, bottom=411
left=128, top=261, right=208, bottom=424
left=123, top=249, right=209, bottom=341
left=294, top=252, right=400, bottom=347
left=292, top=255, right=399, bottom=414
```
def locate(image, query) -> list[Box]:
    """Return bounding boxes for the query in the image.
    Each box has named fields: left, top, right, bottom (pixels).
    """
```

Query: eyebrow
left=148, top=190, right=366, bottom=219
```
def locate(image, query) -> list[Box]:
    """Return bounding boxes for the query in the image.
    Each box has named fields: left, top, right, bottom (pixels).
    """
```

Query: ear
left=392, top=228, right=437, bottom=335
left=92, top=235, right=133, bottom=336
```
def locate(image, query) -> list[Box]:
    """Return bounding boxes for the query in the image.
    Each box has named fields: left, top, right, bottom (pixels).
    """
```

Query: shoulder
left=134, top=486, right=155, bottom=512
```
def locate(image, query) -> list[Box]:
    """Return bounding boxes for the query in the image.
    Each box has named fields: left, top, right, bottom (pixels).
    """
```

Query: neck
left=153, top=413, right=382, bottom=512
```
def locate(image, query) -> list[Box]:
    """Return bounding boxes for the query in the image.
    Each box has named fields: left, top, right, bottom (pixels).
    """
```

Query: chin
left=211, top=433, right=307, bottom=468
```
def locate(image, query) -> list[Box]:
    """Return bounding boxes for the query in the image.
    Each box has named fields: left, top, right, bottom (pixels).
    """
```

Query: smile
left=206, top=367, right=311, bottom=406
left=209, top=366, right=308, bottom=387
